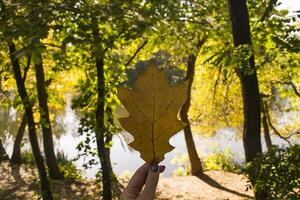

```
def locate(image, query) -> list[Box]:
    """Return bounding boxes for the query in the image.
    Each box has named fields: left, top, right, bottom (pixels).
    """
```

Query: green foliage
left=171, top=146, right=241, bottom=176
left=21, top=150, right=82, bottom=181
left=171, top=151, right=191, bottom=176
left=203, top=146, right=241, bottom=173
left=33, top=191, right=43, bottom=200
left=72, top=115, right=100, bottom=170
left=56, top=150, right=83, bottom=181
left=188, top=0, right=300, bottom=137
left=65, top=0, right=158, bottom=171
left=58, top=162, right=82, bottom=181
left=173, top=166, right=189, bottom=177
left=243, top=145, right=300, bottom=199
left=20, top=150, right=36, bottom=166
left=56, top=150, right=69, bottom=163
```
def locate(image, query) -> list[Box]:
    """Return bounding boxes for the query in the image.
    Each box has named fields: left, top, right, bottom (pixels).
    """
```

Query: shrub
left=58, top=162, right=83, bottom=181
left=203, top=146, right=241, bottom=172
left=20, top=150, right=35, bottom=165
left=56, top=150, right=69, bottom=164
left=243, top=145, right=300, bottom=199
left=171, top=151, right=191, bottom=176
left=56, top=150, right=83, bottom=181
left=20, top=150, right=82, bottom=181
left=171, top=147, right=241, bottom=175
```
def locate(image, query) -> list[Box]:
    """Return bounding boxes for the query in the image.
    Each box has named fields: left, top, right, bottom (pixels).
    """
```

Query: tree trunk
left=180, top=54, right=203, bottom=176
left=0, top=139, right=9, bottom=162
left=91, top=18, right=113, bottom=199
left=105, top=106, right=115, bottom=175
left=262, top=114, right=272, bottom=150
left=95, top=56, right=112, bottom=200
left=228, top=1, right=266, bottom=199
left=105, top=130, right=113, bottom=176
left=11, top=113, right=27, bottom=163
left=0, top=68, right=3, bottom=92
left=34, top=54, right=63, bottom=179
left=9, top=43, right=53, bottom=200
left=260, top=97, right=272, bottom=150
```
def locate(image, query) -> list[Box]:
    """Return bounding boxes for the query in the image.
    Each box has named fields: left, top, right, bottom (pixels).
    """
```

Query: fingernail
left=159, top=165, right=165, bottom=173
left=151, top=163, right=158, bottom=172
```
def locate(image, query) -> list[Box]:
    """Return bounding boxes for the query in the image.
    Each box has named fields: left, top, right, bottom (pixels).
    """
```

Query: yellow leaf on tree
left=117, top=62, right=188, bottom=164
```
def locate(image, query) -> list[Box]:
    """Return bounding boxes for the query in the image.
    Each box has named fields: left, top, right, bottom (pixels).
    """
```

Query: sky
left=279, top=0, right=300, bottom=12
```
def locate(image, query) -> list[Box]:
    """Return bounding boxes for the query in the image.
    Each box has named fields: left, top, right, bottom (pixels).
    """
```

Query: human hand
left=120, top=163, right=165, bottom=200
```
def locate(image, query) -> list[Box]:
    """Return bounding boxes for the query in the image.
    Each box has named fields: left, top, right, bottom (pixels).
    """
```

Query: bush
left=58, top=162, right=83, bottom=181
left=20, top=150, right=36, bottom=165
left=56, top=150, right=70, bottom=164
left=243, top=145, right=300, bottom=199
left=203, top=146, right=241, bottom=172
left=171, top=147, right=241, bottom=175
left=56, top=150, right=83, bottom=181
left=21, top=150, right=82, bottom=181
left=171, top=151, right=191, bottom=176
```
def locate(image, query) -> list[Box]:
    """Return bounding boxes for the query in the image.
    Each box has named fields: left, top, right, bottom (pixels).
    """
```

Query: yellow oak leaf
left=117, top=62, right=188, bottom=164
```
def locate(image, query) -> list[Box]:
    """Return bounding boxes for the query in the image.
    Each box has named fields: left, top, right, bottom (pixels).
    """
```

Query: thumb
left=138, top=165, right=165, bottom=200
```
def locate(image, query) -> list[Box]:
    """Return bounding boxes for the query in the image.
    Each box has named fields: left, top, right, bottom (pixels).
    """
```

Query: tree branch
left=271, top=81, right=300, bottom=98
left=286, top=130, right=300, bottom=140
left=22, top=54, right=31, bottom=84
left=264, top=100, right=292, bottom=146
left=213, top=64, right=222, bottom=100
left=43, top=43, right=61, bottom=49
left=289, top=81, right=300, bottom=98
left=260, top=0, right=278, bottom=22
left=125, top=40, right=148, bottom=67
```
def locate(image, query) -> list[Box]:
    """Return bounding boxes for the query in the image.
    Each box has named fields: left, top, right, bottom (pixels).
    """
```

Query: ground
left=156, top=172, right=253, bottom=200
left=0, top=162, right=254, bottom=200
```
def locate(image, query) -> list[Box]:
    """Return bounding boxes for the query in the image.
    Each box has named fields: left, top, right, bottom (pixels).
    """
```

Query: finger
left=122, top=163, right=150, bottom=199
left=138, top=165, right=165, bottom=200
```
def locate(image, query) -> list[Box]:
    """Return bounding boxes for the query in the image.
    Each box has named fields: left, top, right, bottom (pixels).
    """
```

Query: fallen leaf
left=117, top=62, right=188, bottom=163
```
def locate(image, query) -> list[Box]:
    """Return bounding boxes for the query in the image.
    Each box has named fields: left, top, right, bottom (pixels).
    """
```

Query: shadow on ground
left=196, top=173, right=253, bottom=199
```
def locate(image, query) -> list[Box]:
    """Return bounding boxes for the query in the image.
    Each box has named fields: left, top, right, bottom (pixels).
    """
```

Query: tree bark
left=105, top=124, right=113, bottom=176
left=91, top=18, right=113, bottom=199
left=262, top=113, right=272, bottom=151
left=11, top=113, right=27, bottom=163
left=0, top=138, right=9, bottom=162
left=180, top=54, right=203, bottom=176
left=228, top=0, right=266, bottom=199
left=9, top=42, right=53, bottom=200
left=0, top=68, right=3, bottom=93
left=95, top=56, right=112, bottom=200
left=260, top=97, right=272, bottom=150
left=34, top=53, right=63, bottom=179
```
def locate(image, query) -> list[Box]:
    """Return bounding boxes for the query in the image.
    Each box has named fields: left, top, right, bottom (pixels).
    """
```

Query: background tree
left=1, top=0, right=63, bottom=180
left=10, top=113, right=27, bottom=163
left=34, top=50, right=63, bottom=179
left=59, top=1, right=163, bottom=198
left=8, top=42, right=53, bottom=200
left=227, top=0, right=265, bottom=199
